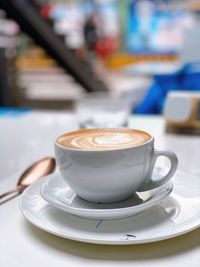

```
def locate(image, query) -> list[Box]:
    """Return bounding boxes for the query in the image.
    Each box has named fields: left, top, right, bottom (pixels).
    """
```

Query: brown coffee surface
left=57, top=128, right=151, bottom=151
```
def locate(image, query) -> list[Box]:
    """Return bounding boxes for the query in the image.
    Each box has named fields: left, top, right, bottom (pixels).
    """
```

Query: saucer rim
left=20, top=204, right=200, bottom=245
left=19, top=175, right=200, bottom=245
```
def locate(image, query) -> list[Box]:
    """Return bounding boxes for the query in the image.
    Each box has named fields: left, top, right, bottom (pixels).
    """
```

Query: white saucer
left=40, top=170, right=173, bottom=220
left=20, top=169, right=200, bottom=245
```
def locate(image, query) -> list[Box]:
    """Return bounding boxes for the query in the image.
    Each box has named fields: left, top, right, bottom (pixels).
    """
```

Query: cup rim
left=55, top=128, right=154, bottom=153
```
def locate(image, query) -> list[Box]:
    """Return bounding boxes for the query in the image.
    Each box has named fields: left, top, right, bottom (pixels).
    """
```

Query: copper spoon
left=0, top=157, right=56, bottom=205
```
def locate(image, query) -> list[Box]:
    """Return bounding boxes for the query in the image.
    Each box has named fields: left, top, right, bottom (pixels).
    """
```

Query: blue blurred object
left=0, top=108, right=30, bottom=117
left=134, top=63, right=200, bottom=114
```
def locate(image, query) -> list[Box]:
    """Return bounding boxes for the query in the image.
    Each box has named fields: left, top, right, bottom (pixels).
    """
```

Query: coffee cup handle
left=138, top=150, right=178, bottom=192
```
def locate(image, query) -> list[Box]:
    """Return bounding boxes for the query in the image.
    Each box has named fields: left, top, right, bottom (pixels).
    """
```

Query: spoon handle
left=0, top=189, right=20, bottom=205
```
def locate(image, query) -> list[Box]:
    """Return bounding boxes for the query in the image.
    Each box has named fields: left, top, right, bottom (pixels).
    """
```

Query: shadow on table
left=25, top=221, right=200, bottom=261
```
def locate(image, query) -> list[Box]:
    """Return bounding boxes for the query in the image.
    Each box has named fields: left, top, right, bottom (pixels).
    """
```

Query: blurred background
left=0, top=0, right=200, bottom=116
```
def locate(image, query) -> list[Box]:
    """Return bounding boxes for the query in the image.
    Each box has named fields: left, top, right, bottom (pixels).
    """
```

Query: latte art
left=57, top=129, right=151, bottom=151
left=71, top=133, right=145, bottom=150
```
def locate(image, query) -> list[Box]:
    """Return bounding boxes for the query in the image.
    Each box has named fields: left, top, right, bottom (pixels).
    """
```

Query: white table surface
left=0, top=111, right=200, bottom=267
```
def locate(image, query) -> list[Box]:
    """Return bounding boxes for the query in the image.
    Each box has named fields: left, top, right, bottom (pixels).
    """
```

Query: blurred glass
left=75, top=93, right=131, bottom=129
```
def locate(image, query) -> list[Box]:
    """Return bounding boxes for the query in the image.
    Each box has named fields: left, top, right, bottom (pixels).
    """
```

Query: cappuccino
left=57, top=128, right=151, bottom=151
left=55, top=128, right=178, bottom=203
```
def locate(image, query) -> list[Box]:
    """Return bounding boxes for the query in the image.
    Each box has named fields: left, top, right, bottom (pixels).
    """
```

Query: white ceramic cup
left=55, top=129, right=178, bottom=203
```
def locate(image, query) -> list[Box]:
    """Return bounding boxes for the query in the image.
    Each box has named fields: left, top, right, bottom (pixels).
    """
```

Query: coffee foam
left=57, top=129, right=151, bottom=151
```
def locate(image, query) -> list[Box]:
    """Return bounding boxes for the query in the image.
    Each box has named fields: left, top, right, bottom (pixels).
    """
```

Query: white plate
left=20, top=170, right=200, bottom=245
left=40, top=170, right=173, bottom=220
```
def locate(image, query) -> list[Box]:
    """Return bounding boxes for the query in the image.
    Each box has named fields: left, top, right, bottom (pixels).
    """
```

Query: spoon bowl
left=0, top=157, right=56, bottom=204
left=17, top=157, right=56, bottom=191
